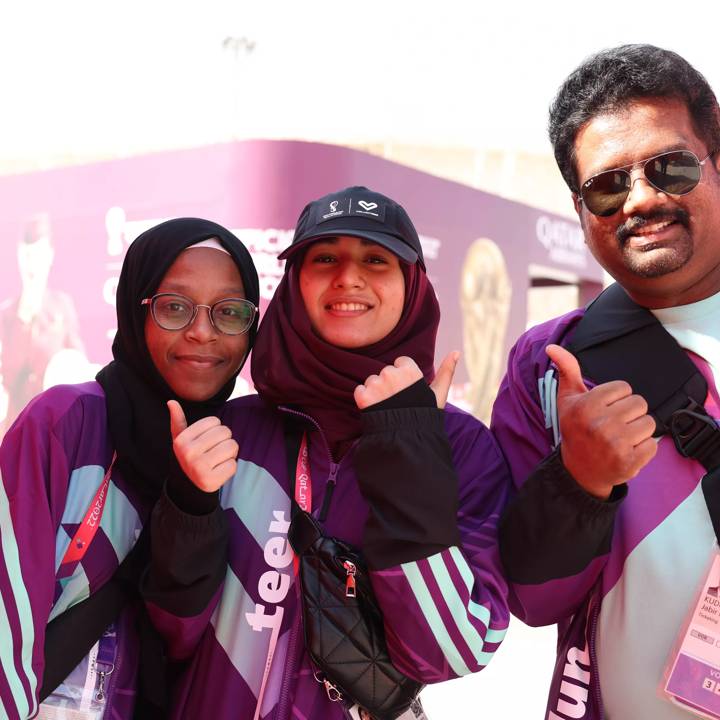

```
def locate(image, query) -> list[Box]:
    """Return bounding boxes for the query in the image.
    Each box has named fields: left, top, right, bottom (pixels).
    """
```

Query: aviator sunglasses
left=578, top=149, right=715, bottom=217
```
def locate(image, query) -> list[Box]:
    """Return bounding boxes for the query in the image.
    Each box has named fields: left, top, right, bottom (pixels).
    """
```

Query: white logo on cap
left=356, top=199, right=380, bottom=217
left=322, top=199, right=345, bottom=219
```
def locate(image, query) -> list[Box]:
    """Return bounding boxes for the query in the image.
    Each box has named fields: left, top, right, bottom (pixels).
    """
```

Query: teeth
left=634, top=219, right=674, bottom=235
left=330, top=302, right=368, bottom=311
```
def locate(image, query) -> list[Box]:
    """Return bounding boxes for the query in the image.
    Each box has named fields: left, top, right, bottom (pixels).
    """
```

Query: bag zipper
left=343, top=560, right=357, bottom=598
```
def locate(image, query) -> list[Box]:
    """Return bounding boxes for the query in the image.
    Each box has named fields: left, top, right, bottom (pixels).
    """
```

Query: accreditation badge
left=664, top=550, right=720, bottom=718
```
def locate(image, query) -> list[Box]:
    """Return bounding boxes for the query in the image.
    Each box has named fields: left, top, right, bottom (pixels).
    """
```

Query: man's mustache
left=617, top=208, right=690, bottom=244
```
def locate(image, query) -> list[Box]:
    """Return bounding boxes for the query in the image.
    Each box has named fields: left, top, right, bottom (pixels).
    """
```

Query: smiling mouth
left=624, top=218, right=683, bottom=251
left=630, top=219, right=676, bottom=237
left=326, top=302, right=372, bottom=312
left=175, top=355, right=223, bottom=368
left=619, top=208, right=690, bottom=247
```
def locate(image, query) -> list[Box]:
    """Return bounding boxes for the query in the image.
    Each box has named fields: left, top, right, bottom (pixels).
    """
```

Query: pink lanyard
left=294, top=432, right=312, bottom=512
left=254, top=434, right=311, bottom=720
left=59, top=453, right=117, bottom=569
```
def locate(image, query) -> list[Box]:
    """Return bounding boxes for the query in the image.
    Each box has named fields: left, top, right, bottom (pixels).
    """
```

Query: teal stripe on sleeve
left=485, top=627, right=508, bottom=644
left=401, top=560, right=470, bottom=677
left=448, top=547, right=507, bottom=645
left=0, top=471, right=37, bottom=717
left=448, top=547, right=490, bottom=622
left=428, top=553, right=495, bottom=667
left=549, top=373, right=560, bottom=446
left=538, top=376, right=547, bottom=426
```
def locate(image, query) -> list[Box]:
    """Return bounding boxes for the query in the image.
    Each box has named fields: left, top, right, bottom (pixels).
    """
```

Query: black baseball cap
left=278, top=186, right=424, bottom=269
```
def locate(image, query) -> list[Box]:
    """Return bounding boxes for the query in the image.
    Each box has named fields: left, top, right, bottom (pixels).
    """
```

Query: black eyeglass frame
left=577, top=149, right=716, bottom=217
left=141, top=292, right=257, bottom=336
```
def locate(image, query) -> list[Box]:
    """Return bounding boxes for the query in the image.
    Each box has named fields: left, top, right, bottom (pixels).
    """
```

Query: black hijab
left=95, top=217, right=259, bottom=501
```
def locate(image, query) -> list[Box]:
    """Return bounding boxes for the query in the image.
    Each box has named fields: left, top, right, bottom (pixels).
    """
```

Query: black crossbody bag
left=284, top=419, right=423, bottom=720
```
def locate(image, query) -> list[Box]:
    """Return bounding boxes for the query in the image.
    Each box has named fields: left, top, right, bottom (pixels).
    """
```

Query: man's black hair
left=549, top=44, right=720, bottom=192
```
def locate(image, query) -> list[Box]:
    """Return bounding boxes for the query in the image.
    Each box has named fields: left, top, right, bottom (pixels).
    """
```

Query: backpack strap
left=567, top=283, right=720, bottom=472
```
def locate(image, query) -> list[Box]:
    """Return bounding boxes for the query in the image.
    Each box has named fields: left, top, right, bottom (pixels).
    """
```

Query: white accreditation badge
left=664, top=549, right=720, bottom=718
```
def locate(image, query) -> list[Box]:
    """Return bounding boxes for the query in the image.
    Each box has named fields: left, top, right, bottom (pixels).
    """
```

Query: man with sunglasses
left=493, top=44, right=720, bottom=720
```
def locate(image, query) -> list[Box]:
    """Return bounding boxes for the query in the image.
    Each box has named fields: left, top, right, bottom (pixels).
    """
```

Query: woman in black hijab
left=0, top=218, right=258, bottom=719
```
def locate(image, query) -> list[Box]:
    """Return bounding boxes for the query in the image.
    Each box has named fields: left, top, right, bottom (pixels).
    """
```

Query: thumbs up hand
left=354, top=356, right=424, bottom=410
left=546, top=344, right=657, bottom=500
left=354, top=353, right=459, bottom=411
left=167, top=400, right=239, bottom=493
left=430, top=351, right=460, bottom=409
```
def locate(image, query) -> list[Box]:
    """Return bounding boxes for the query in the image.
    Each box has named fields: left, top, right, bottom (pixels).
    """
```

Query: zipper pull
left=96, top=671, right=107, bottom=702
left=343, top=560, right=357, bottom=598
left=323, top=678, right=342, bottom=702
left=319, top=463, right=339, bottom=522
left=313, top=670, right=342, bottom=702
left=95, top=662, right=114, bottom=702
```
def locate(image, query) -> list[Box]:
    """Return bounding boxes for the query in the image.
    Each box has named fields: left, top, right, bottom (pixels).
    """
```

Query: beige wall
left=353, top=142, right=577, bottom=219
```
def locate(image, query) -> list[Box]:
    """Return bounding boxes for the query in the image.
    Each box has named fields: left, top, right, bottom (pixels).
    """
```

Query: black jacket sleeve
left=141, top=465, right=228, bottom=617
left=499, top=448, right=627, bottom=584
left=354, top=380, right=461, bottom=570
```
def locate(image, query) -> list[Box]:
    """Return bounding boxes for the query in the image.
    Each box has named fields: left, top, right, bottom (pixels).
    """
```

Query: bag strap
left=568, top=283, right=720, bottom=540
left=568, top=283, right=709, bottom=436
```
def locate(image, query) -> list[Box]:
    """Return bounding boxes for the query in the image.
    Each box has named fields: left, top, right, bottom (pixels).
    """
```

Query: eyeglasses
left=578, top=149, right=715, bottom=217
left=141, top=293, right=257, bottom=335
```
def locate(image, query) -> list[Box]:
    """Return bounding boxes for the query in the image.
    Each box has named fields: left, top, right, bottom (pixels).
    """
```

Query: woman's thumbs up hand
left=354, top=353, right=459, bottom=410
left=167, top=400, right=239, bottom=492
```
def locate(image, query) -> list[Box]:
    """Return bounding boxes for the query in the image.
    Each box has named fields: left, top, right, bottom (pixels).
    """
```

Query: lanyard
left=60, top=453, right=117, bottom=570
left=254, top=433, right=312, bottom=720
left=294, top=432, right=312, bottom=513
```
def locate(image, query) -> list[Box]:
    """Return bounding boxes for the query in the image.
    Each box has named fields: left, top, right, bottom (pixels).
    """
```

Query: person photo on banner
left=0, top=213, right=85, bottom=438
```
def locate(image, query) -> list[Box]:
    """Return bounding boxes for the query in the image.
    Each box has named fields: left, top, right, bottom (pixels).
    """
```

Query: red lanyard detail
left=60, top=452, right=117, bottom=568
left=294, top=432, right=312, bottom=513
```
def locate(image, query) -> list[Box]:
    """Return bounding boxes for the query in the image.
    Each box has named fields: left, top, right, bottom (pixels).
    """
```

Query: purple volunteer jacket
left=144, top=393, right=511, bottom=719
left=492, top=309, right=720, bottom=720
left=0, top=382, right=147, bottom=719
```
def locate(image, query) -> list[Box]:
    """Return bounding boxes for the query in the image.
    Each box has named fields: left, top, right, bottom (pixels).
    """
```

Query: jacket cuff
left=548, top=448, right=628, bottom=514
left=361, top=404, right=445, bottom=434
left=499, top=448, right=627, bottom=584
left=361, top=378, right=436, bottom=413
left=166, top=458, right=220, bottom=516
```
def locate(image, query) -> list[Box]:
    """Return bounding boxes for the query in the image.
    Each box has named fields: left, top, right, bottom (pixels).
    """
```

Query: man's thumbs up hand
left=546, top=344, right=657, bottom=500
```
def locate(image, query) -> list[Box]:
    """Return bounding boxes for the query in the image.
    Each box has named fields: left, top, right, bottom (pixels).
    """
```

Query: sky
left=3, top=0, right=720, bottom=170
